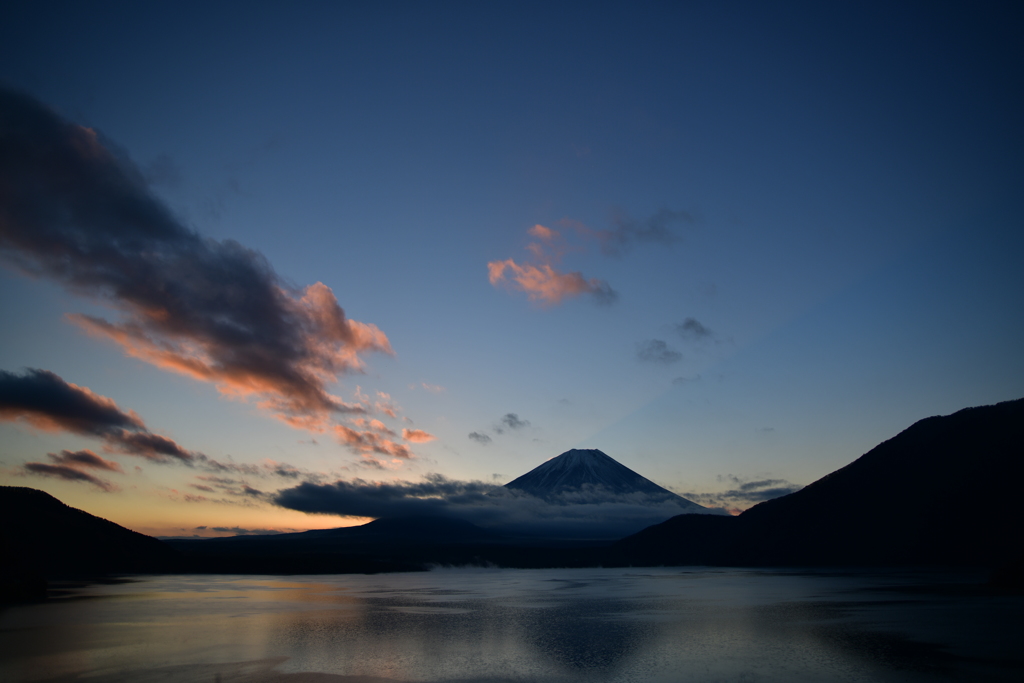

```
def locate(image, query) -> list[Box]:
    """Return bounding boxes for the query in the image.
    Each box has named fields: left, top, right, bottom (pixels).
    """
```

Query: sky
left=1, top=1, right=1022, bottom=537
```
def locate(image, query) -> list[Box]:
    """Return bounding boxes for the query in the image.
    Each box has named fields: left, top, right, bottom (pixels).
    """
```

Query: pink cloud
left=402, top=428, right=436, bottom=443
left=527, top=223, right=558, bottom=241
left=333, top=425, right=414, bottom=459
left=373, top=391, right=399, bottom=418
left=488, top=259, right=614, bottom=306
left=69, top=279, right=389, bottom=432
left=487, top=222, right=617, bottom=307
left=352, top=417, right=397, bottom=436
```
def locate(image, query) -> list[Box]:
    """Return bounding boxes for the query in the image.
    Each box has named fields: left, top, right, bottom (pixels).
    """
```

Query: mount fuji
left=505, top=448, right=720, bottom=516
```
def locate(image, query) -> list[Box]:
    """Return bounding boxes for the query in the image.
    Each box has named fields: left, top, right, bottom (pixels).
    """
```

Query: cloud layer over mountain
left=274, top=474, right=710, bottom=538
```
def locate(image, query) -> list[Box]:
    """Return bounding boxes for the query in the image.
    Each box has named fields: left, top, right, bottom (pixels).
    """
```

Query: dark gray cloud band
left=275, top=474, right=715, bottom=539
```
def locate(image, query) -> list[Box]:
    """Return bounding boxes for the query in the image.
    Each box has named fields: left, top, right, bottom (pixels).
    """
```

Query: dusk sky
left=1, top=1, right=1021, bottom=537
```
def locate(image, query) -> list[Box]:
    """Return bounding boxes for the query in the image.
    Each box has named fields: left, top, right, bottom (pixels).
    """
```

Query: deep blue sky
left=1, top=1, right=1021, bottom=534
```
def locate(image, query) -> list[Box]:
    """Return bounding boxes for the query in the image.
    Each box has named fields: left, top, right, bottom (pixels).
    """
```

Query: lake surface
left=1, top=567, right=1021, bottom=682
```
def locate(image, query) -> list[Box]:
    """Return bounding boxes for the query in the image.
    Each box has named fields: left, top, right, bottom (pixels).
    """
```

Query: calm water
left=1, top=567, right=1020, bottom=682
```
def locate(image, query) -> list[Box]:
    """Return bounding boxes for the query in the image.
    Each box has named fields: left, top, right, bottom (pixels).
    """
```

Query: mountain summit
left=505, top=448, right=712, bottom=514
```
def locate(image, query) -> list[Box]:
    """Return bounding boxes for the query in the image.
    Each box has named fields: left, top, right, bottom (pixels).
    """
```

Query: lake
left=1, top=567, right=1021, bottom=682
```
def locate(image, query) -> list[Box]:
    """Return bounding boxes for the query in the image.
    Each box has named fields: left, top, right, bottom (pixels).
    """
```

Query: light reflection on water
left=0, top=567, right=1020, bottom=682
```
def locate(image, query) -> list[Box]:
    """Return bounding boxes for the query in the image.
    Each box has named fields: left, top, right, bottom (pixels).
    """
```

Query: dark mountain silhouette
left=297, top=515, right=503, bottom=542
left=505, top=448, right=714, bottom=513
left=0, top=486, right=181, bottom=600
left=173, top=515, right=502, bottom=551
left=166, top=515, right=592, bottom=573
left=9, top=397, right=1021, bottom=585
left=612, top=397, right=1024, bottom=568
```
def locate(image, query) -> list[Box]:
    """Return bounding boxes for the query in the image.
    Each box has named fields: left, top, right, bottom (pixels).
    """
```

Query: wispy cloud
left=372, top=391, right=399, bottom=419
left=179, top=474, right=277, bottom=503
left=636, top=339, right=682, bottom=364
left=333, top=425, right=413, bottom=460
left=469, top=413, right=531, bottom=442
left=351, top=418, right=396, bottom=436
left=0, top=367, right=321, bottom=482
left=682, top=475, right=803, bottom=514
left=0, top=87, right=393, bottom=437
left=561, top=208, right=691, bottom=257
left=488, top=223, right=616, bottom=306
left=47, top=448, right=123, bottom=473
left=488, top=209, right=690, bottom=306
left=22, top=448, right=124, bottom=491
left=210, top=526, right=289, bottom=536
left=22, top=461, right=118, bottom=491
left=637, top=317, right=718, bottom=370
left=1, top=368, right=198, bottom=464
left=488, top=259, right=616, bottom=306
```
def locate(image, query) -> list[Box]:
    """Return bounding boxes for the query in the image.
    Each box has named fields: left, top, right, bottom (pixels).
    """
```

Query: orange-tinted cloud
left=47, top=449, right=123, bottom=473
left=0, top=368, right=144, bottom=435
left=524, top=224, right=579, bottom=263
left=488, top=221, right=616, bottom=307
left=352, top=417, right=396, bottom=436
left=23, top=462, right=118, bottom=491
left=0, top=368, right=197, bottom=464
left=373, top=391, right=399, bottom=419
left=527, top=224, right=558, bottom=241
left=402, top=428, right=436, bottom=443
left=68, top=280, right=389, bottom=432
left=21, top=448, right=124, bottom=492
left=333, top=424, right=413, bottom=459
left=0, top=88, right=393, bottom=434
left=488, top=259, right=615, bottom=306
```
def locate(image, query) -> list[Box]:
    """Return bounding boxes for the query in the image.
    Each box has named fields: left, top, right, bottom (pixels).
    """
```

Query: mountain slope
left=613, top=397, right=1024, bottom=567
left=0, top=486, right=181, bottom=577
left=505, top=448, right=711, bottom=513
